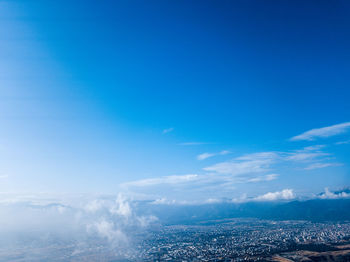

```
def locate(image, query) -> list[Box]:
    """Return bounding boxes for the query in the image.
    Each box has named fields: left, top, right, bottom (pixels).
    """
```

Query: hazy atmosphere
left=1, top=1, right=350, bottom=261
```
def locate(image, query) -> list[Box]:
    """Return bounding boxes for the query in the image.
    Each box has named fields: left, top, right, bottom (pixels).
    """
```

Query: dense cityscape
left=139, top=219, right=350, bottom=261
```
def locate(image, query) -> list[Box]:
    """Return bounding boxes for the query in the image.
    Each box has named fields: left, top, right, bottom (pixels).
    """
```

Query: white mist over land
left=0, top=187, right=350, bottom=260
left=0, top=193, right=157, bottom=261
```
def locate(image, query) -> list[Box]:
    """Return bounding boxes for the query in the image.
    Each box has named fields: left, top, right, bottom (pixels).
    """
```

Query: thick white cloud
left=87, top=219, right=128, bottom=244
left=0, top=193, right=157, bottom=259
left=254, top=189, right=295, bottom=201
left=291, top=122, right=350, bottom=141
left=319, top=188, right=350, bottom=199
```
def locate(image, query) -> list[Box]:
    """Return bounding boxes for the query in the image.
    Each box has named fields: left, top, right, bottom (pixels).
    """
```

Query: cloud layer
left=254, top=189, right=295, bottom=201
left=0, top=193, right=157, bottom=261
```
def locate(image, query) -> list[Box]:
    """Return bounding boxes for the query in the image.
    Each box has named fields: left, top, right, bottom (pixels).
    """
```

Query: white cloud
left=235, top=152, right=278, bottom=161
left=203, top=152, right=277, bottom=176
left=121, top=144, right=339, bottom=199
left=319, top=188, right=350, bottom=199
left=151, top=198, right=174, bottom=205
left=109, top=194, right=132, bottom=218
left=286, top=152, right=329, bottom=161
left=122, top=174, right=199, bottom=187
left=220, top=150, right=230, bottom=155
left=204, top=198, right=222, bottom=204
left=162, top=127, right=174, bottom=134
left=197, top=152, right=215, bottom=160
left=0, top=193, right=157, bottom=260
left=247, top=174, right=279, bottom=183
left=285, top=144, right=330, bottom=162
left=302, top=145, right=326, bottom=151
left=88, top=219, right=127, bottom=243
left=121, top=145, right=338, bottom=200
left=197, top=150, right=230, bottom=161
left=150, top=198, right=196, bottom=205
left=150, top=197, right=228, bottom=206
left=203, top=160, right=268, bottom=175
left=255, top=189, right=295, bottom=201
left=335, top=140, right=350, bottom=145
left=290, top=122, right=350, bottom=141
left=304, top=162, right=342, bottom=170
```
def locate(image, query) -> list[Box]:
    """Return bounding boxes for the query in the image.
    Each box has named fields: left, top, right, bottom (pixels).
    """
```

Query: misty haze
left=1, top=0, right=350, bottom=261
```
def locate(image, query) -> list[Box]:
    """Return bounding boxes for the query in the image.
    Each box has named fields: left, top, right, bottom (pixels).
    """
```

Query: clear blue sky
left=1, top=0, right=350, bottom=201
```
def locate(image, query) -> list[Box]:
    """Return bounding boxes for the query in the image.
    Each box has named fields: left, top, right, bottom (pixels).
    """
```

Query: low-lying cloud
left=0, top=193, right=157, bottom=261
left=319, top=188, right=350, bottom=199
left=254, top=189, right=295, bottom=201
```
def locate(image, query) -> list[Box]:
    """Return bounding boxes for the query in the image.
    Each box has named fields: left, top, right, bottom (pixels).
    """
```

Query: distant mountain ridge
left=141, top=197, right=350, bottom=224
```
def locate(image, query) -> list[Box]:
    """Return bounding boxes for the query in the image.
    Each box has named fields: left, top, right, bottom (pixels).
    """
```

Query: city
left=138, top=219, right=350, bottom=261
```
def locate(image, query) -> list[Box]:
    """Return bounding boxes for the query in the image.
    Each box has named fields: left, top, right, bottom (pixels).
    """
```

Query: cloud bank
left=0, top=193, right=157, bottom=261
left=319, top=188, right=350, bottom=199
left=254, top=189, right=295, bottom=201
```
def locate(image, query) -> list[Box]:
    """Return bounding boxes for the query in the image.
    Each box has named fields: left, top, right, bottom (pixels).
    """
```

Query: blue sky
left=1, top=0, right=350, bottom=201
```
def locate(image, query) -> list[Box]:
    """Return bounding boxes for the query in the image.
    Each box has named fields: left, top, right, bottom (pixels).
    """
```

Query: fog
left=0, top=193, right=157, bottom=261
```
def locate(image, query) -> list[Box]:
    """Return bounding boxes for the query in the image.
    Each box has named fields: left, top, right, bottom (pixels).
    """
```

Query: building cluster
left=137, top=219, right=350, bottom=261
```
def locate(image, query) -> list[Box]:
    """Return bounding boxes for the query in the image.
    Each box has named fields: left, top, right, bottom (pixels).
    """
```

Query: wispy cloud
left=122, top=170, right=281, bottom=200
left=304, top=162, right=342, bottom=170
left=285, top=144, right=330, bottom=163
left=121, top=143, right=340, bottom=201
left=203, top=152, right=278, bottom=176
left=335, top=140, right=350, bottom=145
left=197, top=153, right=215, bottom=160
left=162, top=127, right=174, bottom=134
left=122, top=174, right=198, bottom=187
left=247, top=174, right=279, bottom=183
left=254, top=189, right=295, bottom=201
left=150, top=198, right=202, bottom=205
left=290, top=122, right=350, bottom=141
left=197, top=150, right=230, bottom=161
left=285, top=152, right=329, bottom=162
left=302, top=145, right=326, bottom=151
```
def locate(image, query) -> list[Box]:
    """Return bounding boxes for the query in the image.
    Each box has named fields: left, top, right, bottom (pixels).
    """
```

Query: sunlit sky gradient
left=1, top=0, right=350, bottom=201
